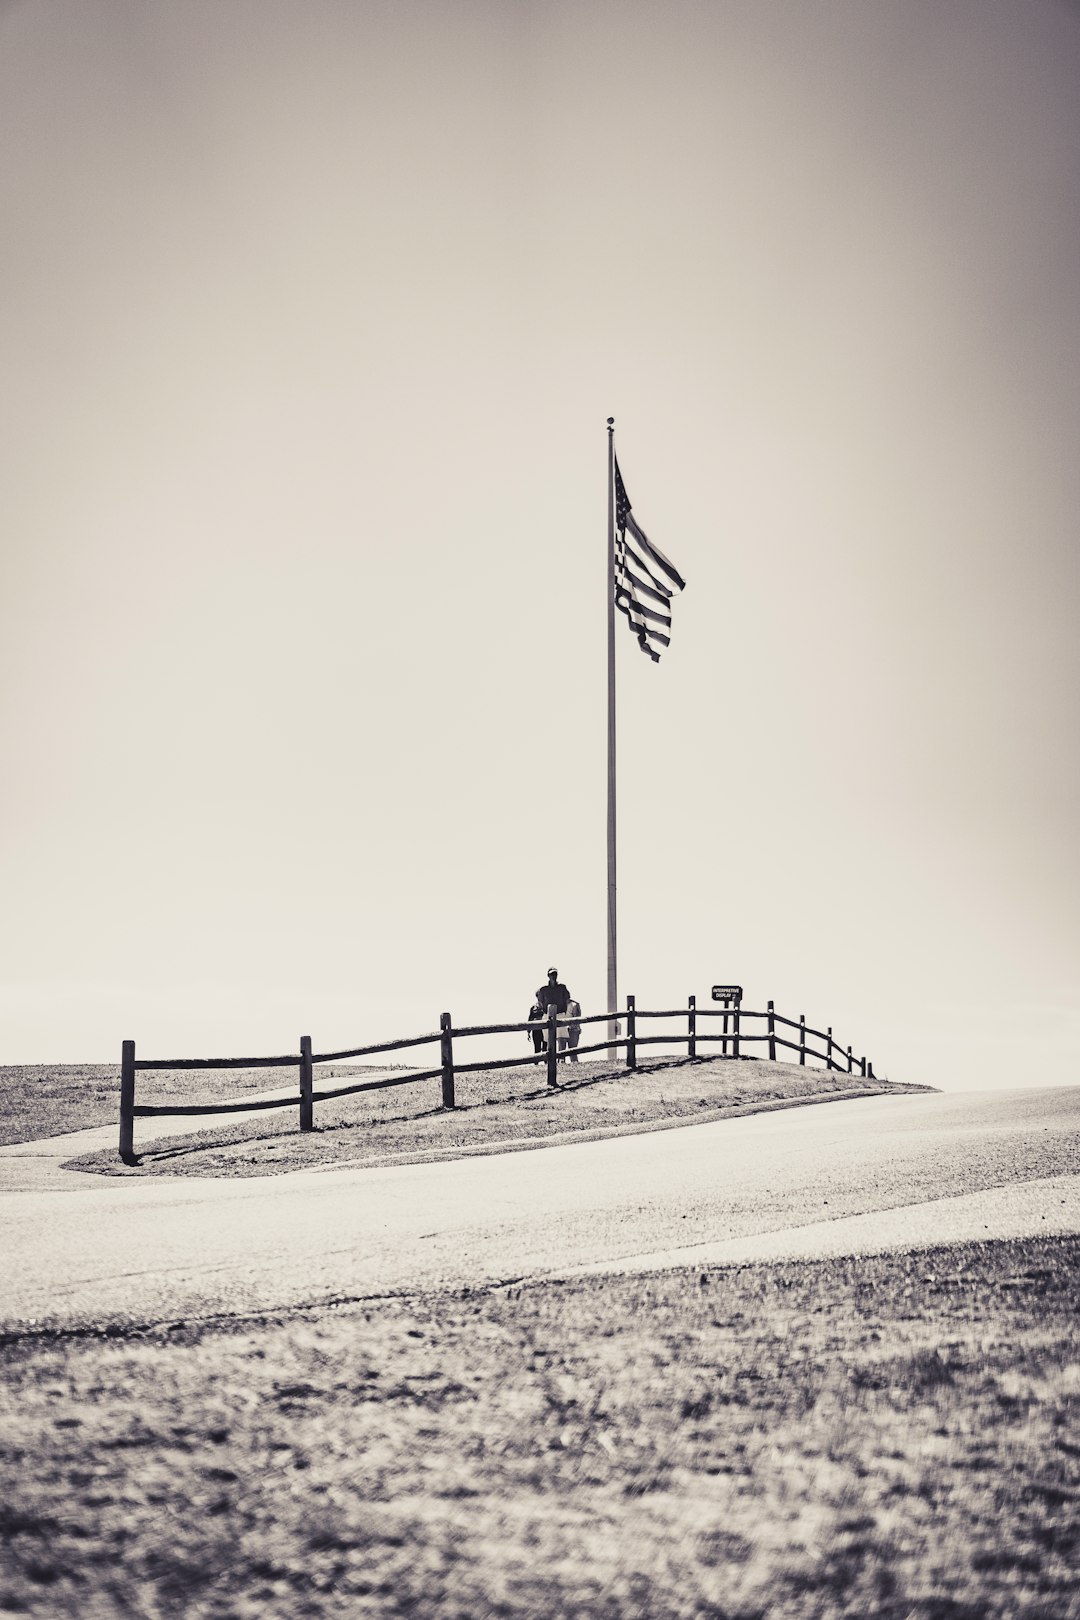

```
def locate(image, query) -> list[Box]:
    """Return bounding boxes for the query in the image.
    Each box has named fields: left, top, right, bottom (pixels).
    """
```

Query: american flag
left=613, top=455, right=686, bottom=662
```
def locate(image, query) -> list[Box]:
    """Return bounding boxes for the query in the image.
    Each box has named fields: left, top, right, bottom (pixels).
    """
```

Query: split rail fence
left=118, top=997, right=876, bottom=1162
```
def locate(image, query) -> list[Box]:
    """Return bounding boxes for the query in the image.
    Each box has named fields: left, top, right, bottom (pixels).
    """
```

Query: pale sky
left=2, top=0, right=1078, bottom=1091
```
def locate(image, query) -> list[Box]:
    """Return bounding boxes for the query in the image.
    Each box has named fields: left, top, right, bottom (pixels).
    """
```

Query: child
left=527, top=1002, right=545, bottom=1059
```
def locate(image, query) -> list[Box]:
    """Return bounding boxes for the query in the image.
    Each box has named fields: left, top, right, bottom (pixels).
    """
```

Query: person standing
left=536, top=968, right=571, bottom=1075
left=527, top=1001, right=545, bottom=1060
left=536, top=967, right=570, bottom=1018
left=565, top=998, right=582, bottom=1062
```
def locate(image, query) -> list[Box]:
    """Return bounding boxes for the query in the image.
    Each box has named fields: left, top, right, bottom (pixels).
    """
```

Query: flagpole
left=606, top=417, right=618, bottom=1054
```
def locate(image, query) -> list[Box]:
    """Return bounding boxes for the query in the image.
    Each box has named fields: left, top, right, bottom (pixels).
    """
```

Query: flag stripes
left=613, top=455, right=685, bottom=662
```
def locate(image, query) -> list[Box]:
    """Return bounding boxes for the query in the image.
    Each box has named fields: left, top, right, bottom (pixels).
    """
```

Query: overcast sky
left=2, top=0, right=1078, bottom=1091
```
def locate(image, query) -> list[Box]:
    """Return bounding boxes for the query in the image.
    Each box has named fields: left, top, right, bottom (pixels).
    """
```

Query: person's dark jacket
left=536, top=981, right=570, bottom=1014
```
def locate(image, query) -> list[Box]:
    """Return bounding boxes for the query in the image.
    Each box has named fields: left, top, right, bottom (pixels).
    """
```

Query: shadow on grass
left=121, top=1055, right=760, bottom=1168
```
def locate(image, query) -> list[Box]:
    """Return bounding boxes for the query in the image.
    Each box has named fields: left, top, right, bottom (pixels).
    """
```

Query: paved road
left=1, top=1087, right=1077, bottom=1333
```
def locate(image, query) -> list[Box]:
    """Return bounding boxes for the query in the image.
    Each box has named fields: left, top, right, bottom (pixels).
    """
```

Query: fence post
left=299, top=1035, right=313, bottom=1131
left=119, top=1039, right=136, bottom=1164
left=767, top=1000, right=776, bottom=1062
left=546, top=1006, right=558, bottom=1088
left=626, top=994, right=637, bottom=1070
left=860, top=1054, right=866, bottom=1078
left=732, top=1001, right=740, bottom=1060
left=846, top=1044, right=853, bottom=1074
left=799, top=1014, right=806, bottom=1066
left=439, top=1012, right=455, bottom=1108
left=826, top=1026, right=833, bottom=1071
left=688, top=994, right=696, bottom=1060
left=868, top=1059, right=875, bottom=1079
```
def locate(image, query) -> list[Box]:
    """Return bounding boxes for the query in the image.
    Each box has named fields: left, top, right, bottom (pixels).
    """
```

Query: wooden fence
left=118, top=997, right=876, bottom=1163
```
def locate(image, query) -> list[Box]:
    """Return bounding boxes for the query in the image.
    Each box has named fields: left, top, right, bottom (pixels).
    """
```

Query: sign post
left=711, top=985, right=743, bottom=1059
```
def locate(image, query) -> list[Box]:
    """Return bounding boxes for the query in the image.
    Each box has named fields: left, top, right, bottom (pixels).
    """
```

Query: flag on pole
left=613, top=455, right=686, bottom=662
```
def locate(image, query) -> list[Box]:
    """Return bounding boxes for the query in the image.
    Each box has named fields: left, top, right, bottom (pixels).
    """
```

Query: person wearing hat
left=536, top=967, right=571, bottom=1019
left=535, top=968, right=572, bottom=1077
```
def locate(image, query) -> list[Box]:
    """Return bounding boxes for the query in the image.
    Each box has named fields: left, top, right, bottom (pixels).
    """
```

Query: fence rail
left=118, top=996, right=877, bottom=1162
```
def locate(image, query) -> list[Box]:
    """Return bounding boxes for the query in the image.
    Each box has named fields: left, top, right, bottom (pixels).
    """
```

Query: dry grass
left=1, top=1235, right=1077, bottom=1618
left=0, top=1064, right=288, bottom=1147
left=66, top=1057, right=917, bottom=1178
left=0, top=1066, right=121, bottom=1145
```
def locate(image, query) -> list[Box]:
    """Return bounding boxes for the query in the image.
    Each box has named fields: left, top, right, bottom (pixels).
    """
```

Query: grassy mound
left=65, top=1058, right=922, bottom=1178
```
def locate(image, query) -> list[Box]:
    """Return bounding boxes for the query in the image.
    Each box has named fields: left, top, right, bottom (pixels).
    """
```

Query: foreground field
left=1, top=1235, right=1077, bottom=1618
left=66, top=1058, right=911, bottom=1177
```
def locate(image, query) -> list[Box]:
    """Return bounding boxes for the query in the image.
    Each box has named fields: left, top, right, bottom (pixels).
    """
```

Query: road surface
left=1, top=1086, right=1077, bottom=1333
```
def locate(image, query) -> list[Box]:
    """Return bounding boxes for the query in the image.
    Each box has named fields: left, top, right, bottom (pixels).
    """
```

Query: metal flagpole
left=606, top=417, right=618, bottom=1054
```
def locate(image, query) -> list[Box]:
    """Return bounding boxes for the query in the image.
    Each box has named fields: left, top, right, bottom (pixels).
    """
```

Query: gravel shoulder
left=63, top=1058, right=930, bottom=1178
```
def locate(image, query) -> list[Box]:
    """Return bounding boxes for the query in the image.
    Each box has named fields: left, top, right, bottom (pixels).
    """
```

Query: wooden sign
left=711, top=985, right=743, bottom=1004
